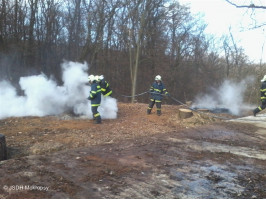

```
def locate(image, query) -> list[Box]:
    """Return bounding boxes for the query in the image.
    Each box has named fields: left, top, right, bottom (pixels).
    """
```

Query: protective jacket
left=260, top=81, right=266, bottom=101
left=99, top=79, right=112, bottom=96
left=88, top=82, right=101, bottom=106
left=150, top=81, right=168, bottom=102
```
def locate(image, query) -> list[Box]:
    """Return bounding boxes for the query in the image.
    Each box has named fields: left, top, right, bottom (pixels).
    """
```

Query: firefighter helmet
left=261, top=75, right=266, bottom=82
left=88, top=75, right=95, bottom=82
left=99, top=75, right=104, bottom=80
left=94, top=75, right=99, bottom=82
left=155, top=75, right=162, bottom=81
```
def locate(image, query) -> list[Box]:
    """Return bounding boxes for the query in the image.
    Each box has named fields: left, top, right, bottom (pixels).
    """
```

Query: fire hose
left=120, top=91, right=265, bottom=122
left=120, top=91, right=150, bottom=98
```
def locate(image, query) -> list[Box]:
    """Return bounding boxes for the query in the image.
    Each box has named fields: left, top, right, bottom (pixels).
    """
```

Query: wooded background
left=0, top=0, right=265, bottom=104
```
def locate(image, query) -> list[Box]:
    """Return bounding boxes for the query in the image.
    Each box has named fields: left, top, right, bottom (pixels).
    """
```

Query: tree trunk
left=0, top=134, right=7, bottom=161
left=130, top=11, right=146, bottom=103
left=179, top=108, right=193, bottom=119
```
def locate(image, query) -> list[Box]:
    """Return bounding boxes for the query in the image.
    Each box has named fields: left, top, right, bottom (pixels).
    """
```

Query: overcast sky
left=178, top=0, right=266, bottom=64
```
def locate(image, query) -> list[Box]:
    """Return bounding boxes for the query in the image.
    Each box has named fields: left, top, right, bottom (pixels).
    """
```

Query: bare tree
left=125, top=0, right=167, bottom=102
left=0, top=0, right=7, bottom=52
left=79, top=0, right=120, bottom=65
left=28, top=0, right=38, bottom=49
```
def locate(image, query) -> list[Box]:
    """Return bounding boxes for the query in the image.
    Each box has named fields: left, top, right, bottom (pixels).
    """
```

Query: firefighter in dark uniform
left=88, top=75, right=102, bottom=124
left=97, top=75, right=112, bottom=97
left=147, top=75, right=169, bottom=116
left=253, top=75, right=266, bottom=116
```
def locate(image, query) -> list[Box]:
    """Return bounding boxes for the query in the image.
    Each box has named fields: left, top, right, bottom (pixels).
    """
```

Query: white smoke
left=0, top=61, right=118, bottom=119
left=192, top=77, right=255, bottom=115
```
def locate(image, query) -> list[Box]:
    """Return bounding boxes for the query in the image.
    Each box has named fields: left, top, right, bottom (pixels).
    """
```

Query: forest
left=0, top=0, right=265, bottom=104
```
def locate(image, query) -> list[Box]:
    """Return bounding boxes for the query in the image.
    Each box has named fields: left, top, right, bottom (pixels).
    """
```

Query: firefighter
left=87, top=75, right=102, bottom=124
left=147, top=75, right=169, bottom=116
left=253, top=75, right=266, bottom=116
left=97, top=75, right=113, bottom=97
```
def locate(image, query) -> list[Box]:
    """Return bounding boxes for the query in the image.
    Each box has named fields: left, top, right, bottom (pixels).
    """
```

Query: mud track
left=0, top=103, right=265, bottom=198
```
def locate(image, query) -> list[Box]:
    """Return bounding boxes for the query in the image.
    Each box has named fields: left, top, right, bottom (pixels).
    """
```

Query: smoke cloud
left=0, top=61, right=118, bottom=120
left=192, top=77, right=255, bottom=115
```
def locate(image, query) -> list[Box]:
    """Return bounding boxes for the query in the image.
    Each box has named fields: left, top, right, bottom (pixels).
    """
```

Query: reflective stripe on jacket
left=260, top=81, right=266, bottom=101
left=150, top=81, right=168, bottom=101
left=99, top=79, right=112, bottom=96
left=89, top=82, right=101, bottom=106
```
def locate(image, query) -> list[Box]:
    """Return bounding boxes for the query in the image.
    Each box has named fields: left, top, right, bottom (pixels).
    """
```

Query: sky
left=178, top=0, right=266, bottom=64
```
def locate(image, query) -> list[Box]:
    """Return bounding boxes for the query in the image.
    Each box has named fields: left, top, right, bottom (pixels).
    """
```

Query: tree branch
left=225, top=0, right=266, bottom=9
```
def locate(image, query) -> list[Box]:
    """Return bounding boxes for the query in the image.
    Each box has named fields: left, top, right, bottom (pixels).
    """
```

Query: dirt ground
left=0, top=102, right=265, bottom=198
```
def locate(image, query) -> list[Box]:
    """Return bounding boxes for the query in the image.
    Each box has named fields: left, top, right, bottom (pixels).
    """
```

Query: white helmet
left=261, top=75, right=266, bottom=82
left=88, top=75, right=95, bottom=82
left=94, top=75, right=99, bottom=82
left=155, top=75, right=162, bottom=81
left=99, top=75, right=104, bottom=80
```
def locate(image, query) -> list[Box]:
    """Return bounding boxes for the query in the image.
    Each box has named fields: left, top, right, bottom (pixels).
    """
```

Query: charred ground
left=0, top=103, right=265, bottom=198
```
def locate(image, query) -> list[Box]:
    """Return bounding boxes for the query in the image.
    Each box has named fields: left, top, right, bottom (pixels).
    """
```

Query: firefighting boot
left=147, top=108, right=152, bottom=114
left=95, top=116, right=101, bottom=124
left=253, top=108, right=260, bottom=117
left=157, top=110, right=161, bottom=116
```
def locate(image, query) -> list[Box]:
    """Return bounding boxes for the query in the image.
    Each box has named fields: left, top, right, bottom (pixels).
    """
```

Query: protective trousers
left=147, top=99, right=161, bottom=115
left=91, top=106, right=101, bottom=124
left=253, top=100, right=266, bottom=116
